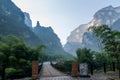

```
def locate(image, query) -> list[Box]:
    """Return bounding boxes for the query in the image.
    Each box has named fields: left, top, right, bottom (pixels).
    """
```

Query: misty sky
left=11, top=0, right=120, bottom=45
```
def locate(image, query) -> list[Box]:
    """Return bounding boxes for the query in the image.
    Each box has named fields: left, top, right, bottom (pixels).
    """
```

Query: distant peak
left=107, top=5, right=113, bottom=8
left=36, top=21, right=40, bottom=27
left=102, top=5, right=114, bottom=10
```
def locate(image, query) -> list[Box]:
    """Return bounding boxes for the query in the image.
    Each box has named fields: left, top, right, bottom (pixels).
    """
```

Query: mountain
left=33, top=21, right=68, bottom=54
left=34, top=21, right=62, bottom=51
left=64, top=5, right=120, bottom=56
left=0, top=0, right=41, bottom=46
left=89, top=5, right=120, bottom=27
left=0, top=0, right=72, bottom=58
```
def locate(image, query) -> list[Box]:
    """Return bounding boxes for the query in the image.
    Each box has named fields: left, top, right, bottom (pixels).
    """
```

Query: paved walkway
left=39, top=62, right=91, bottom=80
left=40, top=62, right=66, bottom=77
left=38, top=62, right=119, bottom=80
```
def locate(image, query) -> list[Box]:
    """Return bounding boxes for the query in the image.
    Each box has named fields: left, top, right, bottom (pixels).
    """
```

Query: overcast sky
left=11, top=0, right=120, bottom=45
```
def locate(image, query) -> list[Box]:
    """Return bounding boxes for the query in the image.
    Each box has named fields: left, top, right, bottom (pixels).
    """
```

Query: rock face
left=111, top=19, right=120, bottom=31
left=64, top=5, right=120, bottom=56
left=64, top=24, right=88, bottom=56
left=24, top=12, right=32, bottom=29
left=89, top=5, right=120, bottom=27
left=81, top=31, right=103, bottom=52
left=0, top=0, right=41, bottom=46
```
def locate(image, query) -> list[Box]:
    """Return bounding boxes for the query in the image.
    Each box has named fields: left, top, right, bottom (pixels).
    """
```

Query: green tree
left=0, top=35, right=46, bottom=78
left=0, top=35, right=45, bottom=67
left=0, top=52, right=7, bottom=64
left=76, top=48, right=93, bottom=64
left=92, top=25, right=120, bottom=61
left=93, top=52, right=109, bottom=69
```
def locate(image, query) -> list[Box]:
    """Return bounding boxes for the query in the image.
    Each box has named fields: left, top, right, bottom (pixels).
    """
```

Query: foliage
left=76, top=25, right=120, bottom=70
left=0, top=35, right=44, bottom=78
left=63, top=60, right=73, bottom=73
left=92, top=25, right=120, bottom=59
left=92, top=51, right=109, bottom=69
left=5, top=68, right=17, bottom=77
left=52, top=60, right=73, bottom=75
left=76, top=48, right=93, bottom=64
left=76, top=48, right=109, bottom=69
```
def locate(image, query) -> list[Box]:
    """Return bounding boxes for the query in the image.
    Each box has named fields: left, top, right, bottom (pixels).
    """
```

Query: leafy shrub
left=52, top=60, right=73, bottom=75
left=5, top=68, right=17, bottom=78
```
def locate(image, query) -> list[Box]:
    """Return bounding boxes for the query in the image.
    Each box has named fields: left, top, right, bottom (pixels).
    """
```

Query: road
left=39, top=62, right=92, bottom=80
left=39, top=62, right=120, bottom=80
left=40, top=62, right=66, bottom=77
left=14, top=62, right=119, bottom=80
left=38, top=62, right=120, bottom=80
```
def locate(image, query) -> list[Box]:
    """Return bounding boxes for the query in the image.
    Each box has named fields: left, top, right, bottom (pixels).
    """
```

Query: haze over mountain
left=64, top=5, right=120, bottom=56
left=0, top=0, right=71, bottom=58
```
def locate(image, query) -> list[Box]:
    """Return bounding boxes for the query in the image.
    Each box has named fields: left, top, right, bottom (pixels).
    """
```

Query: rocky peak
left=36, top=21, right=41, bottom=27
left=89, top=5, right=120, bottom=27
left=102, top=5, right=114, bottom=10
left=33, top=21, right=63, bottom=52
left=94, top=5, right=114, bottom=18
left=34, top=21, right=53, bottom=33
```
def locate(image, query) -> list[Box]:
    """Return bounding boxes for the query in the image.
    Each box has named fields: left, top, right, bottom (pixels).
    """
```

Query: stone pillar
left=72, top=61, right=78, bottom=77
left=32, top=61, right=38, bottom=79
